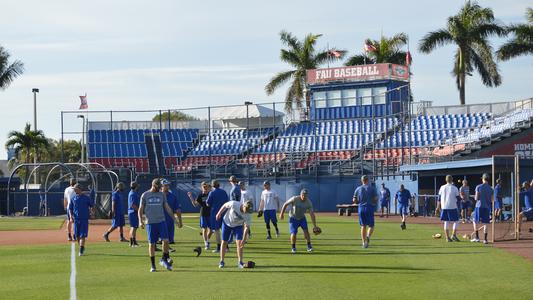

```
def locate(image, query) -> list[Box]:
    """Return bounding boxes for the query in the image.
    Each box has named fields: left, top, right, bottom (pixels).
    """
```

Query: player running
left=64, top=178, right=77, bottom=241
left=188, top=181, right=213, bottom=250
left=353, top=175, right=378, bottom=248
left=437, top=175, right=461, bottom=242
left=471, top=173, right=493, bottom=244
left=161, top=179, right=182, bottom=251
left=395, top=184, right=412, bottom=230
left=103, top=182, right=128, bottom=242
left=279, top=189, right=319, bottom=253
left=139, top=179, right=181, bottom=272
left=379, top=183, right=390, bottom=218
left=258, top=181, right=281, bottom=240
left=68, top=184, right=94, bottom=256
left=128, top=181, right=141, bottom=247
left=206, top=180, right=229, bottom=253
left=215, top=200, right=253, bottom=268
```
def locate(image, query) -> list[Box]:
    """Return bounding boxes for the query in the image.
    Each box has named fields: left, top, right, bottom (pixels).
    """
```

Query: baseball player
left=161, top=179, right=182, bottom=250
left=64, top=178, right=77, bottom=241
left=258, top=181, right=281, bottom=239
left=206, top=180, right=229, bottom=253
left=279, top=189, right=318, bottom=253
left=103, top=182, right=128, bottom=242
left=68, top=184, right=94, bottom=256
left=215, top=200, right=253, bottom=268
left=128, top=181, right=141, bottom=247
left=188, top=181, right=213, bottom=250
left=353, top=175, right=378, bottom=248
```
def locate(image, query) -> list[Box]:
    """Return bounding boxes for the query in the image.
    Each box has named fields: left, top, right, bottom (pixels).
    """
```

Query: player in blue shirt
left=519, top=181, right=533, bottom=231
left=206, top=180, right=229, bottom=253
left=353, top=175, right=378, bottom=248
left=471, top=173, right=493, bottom=244
left=103, top=182, right=128, bottom=242
left=128, top=181, right=141, bottom=247
left=161, top=179, right=182, bottom=251
left=395, top=184, right=412, bottom=230
left=68, top=184, right=94, bottom=256
left=229, top=175, right=241, bottom=202
left=379, top=183, right=390, bottom=218
left=493, top=179, right=503, bottom=222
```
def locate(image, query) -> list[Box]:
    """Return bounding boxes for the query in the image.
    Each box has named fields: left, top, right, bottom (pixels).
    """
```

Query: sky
left=0, top=0, right=532, bottom=159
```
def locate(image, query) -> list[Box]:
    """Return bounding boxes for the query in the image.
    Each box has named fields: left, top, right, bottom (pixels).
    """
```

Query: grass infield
left=0, top=215, right=531, bottom=299
left=0, top=216, right=65, bottom=231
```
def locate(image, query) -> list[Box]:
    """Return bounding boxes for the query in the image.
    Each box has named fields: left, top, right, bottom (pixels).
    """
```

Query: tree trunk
left=459, top=71, right=466, bottom=106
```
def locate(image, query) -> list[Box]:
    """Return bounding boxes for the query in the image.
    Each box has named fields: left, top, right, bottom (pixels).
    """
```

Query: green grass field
left=0, top=216, right=65, bottom=231
left=0, top=215, right=531, bottom=300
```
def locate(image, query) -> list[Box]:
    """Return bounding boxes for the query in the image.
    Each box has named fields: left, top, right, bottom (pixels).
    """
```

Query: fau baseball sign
left=306, top=63, right=409, bottom=84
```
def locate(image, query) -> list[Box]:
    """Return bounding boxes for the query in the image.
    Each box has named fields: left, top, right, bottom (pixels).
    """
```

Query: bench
left=336, top=204, right=358, bottom=216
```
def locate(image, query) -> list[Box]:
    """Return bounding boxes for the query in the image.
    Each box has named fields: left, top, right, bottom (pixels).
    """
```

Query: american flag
left=79, top=93, right=88, bottom=109
left=364, top=40, right=377, bottom=52
left=405, top=51, right=413, bottom=66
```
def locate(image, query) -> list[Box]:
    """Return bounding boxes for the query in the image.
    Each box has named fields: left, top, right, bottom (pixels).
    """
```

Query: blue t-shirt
left=68, top=194, right=94, bottom=220
left=128, top=190, right=140, bottom=213
left=380, top=188, right=390, bottom=201
left=475, top=183, right=493, bottom=208
left=230, top=184, right=241, bottom=202
left=354, top=184, right=378, bottom=207
left=206, top=188, right=229, bottom=215
left=395, top=189, right=411, bottom=205
left=164, top=191, right=181, bottom=219
left=494, top=184, right=503, bottom=200
left=520, top=188, right=533, bottom=210
left=112, top=191, right=124, bottom=215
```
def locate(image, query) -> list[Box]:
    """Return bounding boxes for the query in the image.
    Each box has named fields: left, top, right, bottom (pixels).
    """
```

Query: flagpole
left=327, top=42, right=330, bottom=68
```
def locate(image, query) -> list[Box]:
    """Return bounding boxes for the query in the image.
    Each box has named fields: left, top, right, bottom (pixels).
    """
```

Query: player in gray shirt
left=279, top=189, right=319, bottom=253
left=139, top=179, right=180, bottom=272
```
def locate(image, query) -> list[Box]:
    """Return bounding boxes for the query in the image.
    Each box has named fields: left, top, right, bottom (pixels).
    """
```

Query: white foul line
left=70, top=243, right=77, bottom=300
left=183, top=224, right=198, bottom=231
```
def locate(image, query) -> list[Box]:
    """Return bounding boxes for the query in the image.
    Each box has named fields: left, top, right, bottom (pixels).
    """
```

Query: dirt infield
left=1, top=214, right=532, bottom=261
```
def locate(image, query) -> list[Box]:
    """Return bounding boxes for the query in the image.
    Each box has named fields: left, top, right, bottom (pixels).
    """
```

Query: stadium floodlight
left=244, top=101, right=253, bottom=106
left=77, top=115, right=86, bottom=163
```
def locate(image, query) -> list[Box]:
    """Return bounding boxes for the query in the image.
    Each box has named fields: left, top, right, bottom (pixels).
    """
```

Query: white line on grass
left=183, top=224, right=199, bottom=231
left=70, top=243, right=76, bottom=300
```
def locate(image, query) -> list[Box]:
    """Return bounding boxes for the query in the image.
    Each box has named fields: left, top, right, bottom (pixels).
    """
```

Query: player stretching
left=206, top=180, right=229, bottom=253
left=103, top=182, right=128, bottom=242
left=216, top=200, right=253, bottom=268
left=239, top=181, right=255, bottom=241
left=188, top=181, right=212, bottom=250
left=139, top=179, right=181, bottom=272
left=353, top=175, right=378, bottom=248
left=161, top=179, right=182, bottom=251
left=258, top=181, right=281, bottom=239
left=395, top=184, right=412, bottom=230
left=438, top=175, right=461, bottom=242
left=128, top=181, right=140, bottom=247
left=64, top=178, right=76, bottom=241
left=379, top=183, right=390, bottom=218
left=68, top=184, right=94, bottom=256
left=279, top=189, right=318, bottom=253
left=471, top=173, right=493, bottom=244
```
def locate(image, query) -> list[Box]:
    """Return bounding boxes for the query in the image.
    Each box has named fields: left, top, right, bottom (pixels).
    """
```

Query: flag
left=328, top=50, right=342, bottom=58
left=79, top=93, right=88, bottom=109
left=405, top=51, right=413, bottom=66
left=364, top=40, right=377, bottom=52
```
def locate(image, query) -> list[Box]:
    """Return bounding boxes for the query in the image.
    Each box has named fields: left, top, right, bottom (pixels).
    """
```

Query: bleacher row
left=87, top=113, right=498, bottom=173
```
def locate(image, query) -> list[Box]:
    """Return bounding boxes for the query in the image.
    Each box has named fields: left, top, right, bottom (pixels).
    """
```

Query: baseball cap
left=300, top=188, right=308, bottom=194
left=482, top=173, right=490, bottom=180
left=263, top=180, right=270, bottom=186
left=160, top=179, right=171, bottom=186
left=361, top=175, right=368, bottom=181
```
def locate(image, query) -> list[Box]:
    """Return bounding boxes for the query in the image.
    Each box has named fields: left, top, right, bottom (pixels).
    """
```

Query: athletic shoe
left=159, top=259, right=172, bottom=271
left=103, top=234, right=110, bottom=242
left=169, top=247, right=176, bottom=253
left=78, top=252, right=84, bottom=256
left=291, top=248, right=296, bottom=254
left=483, top=240, right=488, bottom=244
left=362, top=242, right=368, bottom=249
left=275, top=230, right=280, bottom=238
left=218, top=261, right=225, bottom=269
left=150, top=267, right=156, bottom=273
left=212, top=249, right=220, bottom=253
left=366, top=236, right=370, bottom=246
left=238, top=262, right=244, bottom=269
left=68, top=235, right=73, bottom=242
left=204, top=244, right=210, bottom=250
left=446, top=237, right=453, bottom=242
left=452, top=235, right=460, bottom=242
left=470, top=238, right=480, bottom=243
left=120, top=237, right=129, bottom=243
left=400, top=223, right=406, bottom=230
left=266, top=235, right=272, bottom=240
left=307, top=247, right=313, bottom=252
left=133, top=242, right=140, bottom=247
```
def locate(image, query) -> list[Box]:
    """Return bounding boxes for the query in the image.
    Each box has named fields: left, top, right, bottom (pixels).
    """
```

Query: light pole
left=77, top=115, right=86, bottom=163
left=244, top=101, right=253, bottom=182
left=32, top=88, right=39, bottom=184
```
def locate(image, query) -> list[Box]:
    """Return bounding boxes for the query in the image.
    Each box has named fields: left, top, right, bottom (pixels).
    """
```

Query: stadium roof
left=211, top=104, right=284, bottom=120
left=399, top=158, right=493, bottom=172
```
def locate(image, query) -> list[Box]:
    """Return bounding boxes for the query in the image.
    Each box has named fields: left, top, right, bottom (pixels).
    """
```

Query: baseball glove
left=244, top=261, right=256, bottom=268
left=193, top=246, right=202, bottom=257
left=312, top=227, right=322, bottom=235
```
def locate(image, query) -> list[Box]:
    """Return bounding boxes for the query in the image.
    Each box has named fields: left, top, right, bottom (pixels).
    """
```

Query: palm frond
left=418, top=29, right=454, bottom=53
left=265, top=70, right=295, bottom=95
left=344, top=54, right=370, bottom=66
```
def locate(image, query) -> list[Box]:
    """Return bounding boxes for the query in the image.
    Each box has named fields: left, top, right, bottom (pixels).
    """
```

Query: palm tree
left=265, top=31, right=346, bottom=112
left=497, top=8, right=533, bottom=61
left=345, top=33, right=409, bottom=66
left=0, top=46, right=24, bottom=90
left=418, top=1, right=506, bottom=105
left=5, top=123, right=49, bottom=183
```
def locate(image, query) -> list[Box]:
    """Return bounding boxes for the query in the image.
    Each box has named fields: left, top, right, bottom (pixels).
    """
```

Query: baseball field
left=0, top=214, right=531, bottom=300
